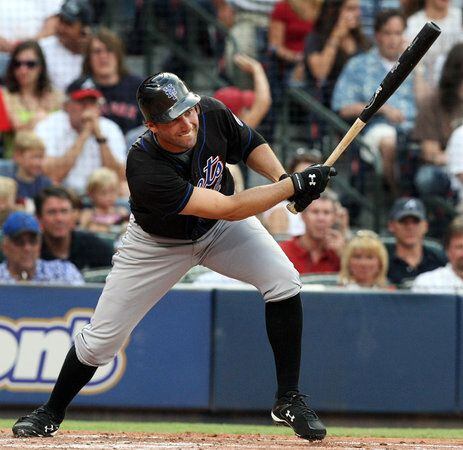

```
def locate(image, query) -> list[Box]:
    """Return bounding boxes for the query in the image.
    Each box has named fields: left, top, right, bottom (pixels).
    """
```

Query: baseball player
left=12, top=73, right=335, bottom=441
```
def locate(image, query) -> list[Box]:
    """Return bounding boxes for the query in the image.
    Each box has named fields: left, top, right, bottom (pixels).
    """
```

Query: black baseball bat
left=287, top=21, right=441, bottom=214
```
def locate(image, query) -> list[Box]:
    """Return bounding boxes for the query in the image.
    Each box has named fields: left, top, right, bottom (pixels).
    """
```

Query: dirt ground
left=2, top=429, right=463, bottom=450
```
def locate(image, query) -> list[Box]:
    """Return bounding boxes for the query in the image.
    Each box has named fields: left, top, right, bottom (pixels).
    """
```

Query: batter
left=12, top=73, right=335, bottom=441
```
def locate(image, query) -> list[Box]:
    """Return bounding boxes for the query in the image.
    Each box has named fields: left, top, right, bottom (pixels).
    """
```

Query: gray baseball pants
left=74, top=215, right=301, bottom=367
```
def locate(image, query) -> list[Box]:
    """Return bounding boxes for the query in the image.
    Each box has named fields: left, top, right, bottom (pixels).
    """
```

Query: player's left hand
left=292, top=191, right=320, bottom=213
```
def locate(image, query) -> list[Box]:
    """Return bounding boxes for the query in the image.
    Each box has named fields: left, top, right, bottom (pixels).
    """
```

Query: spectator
left=360, top=0, right=401, bottom=38
left=445, top=123, right=463, bottom=214
left=332, top=9, right=414, bottom=194
left=35, top=186, right=115, bottom=271
left=0, top=176, right=18, bottom=227
left=0, top=0, right=61, bottom=77
left=262, top=146, right=321, bottom=237
left=35, top=81, right=126, bottom=195
left=412, top=217, right=463, bottom=293
left=304, top=0, right=370, bottom=107
left=386, top=197, right=446, bottom=288
left=406, top=0, right=463, bottom=97
left=2, top=40, right=63, bottom=156
left=413, top=43, right=463, bottom=203
left=0, top=211, right=83, bottom=285
left=279, top=191, right=345, bottom=274
left=12, top=131, right=52, bottom=206
left=71, top=27, right=144, bottom=136
left=339, top=229, right=389, bottom=289
left=39, top=0, right=94, bottom=91
left=79, top=167, right=129, bottom=234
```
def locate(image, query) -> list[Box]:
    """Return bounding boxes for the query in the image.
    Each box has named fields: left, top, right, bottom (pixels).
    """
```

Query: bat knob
left=286, top=202, right=297, bottom=215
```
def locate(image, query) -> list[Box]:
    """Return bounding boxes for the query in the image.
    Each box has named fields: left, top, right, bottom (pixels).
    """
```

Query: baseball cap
left=59, top=0, right=93, bottom=26
left=2, top=211, right=41, bottom=238
left=213, top=86, right=255, bottom=116
left=389, top=197, right=426, bottom=221
left=66, top=78, right=103, bottom=102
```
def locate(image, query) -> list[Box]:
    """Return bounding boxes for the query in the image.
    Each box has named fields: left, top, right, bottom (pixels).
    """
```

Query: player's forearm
left=246, top=144, right=286, bottom=182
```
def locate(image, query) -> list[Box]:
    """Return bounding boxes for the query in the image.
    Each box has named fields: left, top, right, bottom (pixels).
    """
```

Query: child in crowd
left=0, top=176, right=19, bottom=226
left=79, top=167, right=129, bottom=234
left=12, top=131, right=52, bottom=205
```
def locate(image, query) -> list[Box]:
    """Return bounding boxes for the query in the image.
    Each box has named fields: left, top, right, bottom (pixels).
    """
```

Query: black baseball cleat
left=12, top=406, right=61, bottom=437
left=271, top=392, right=326, bottom=441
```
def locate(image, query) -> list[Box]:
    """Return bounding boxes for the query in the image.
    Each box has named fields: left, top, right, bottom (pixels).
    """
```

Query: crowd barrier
left=0, top=284, right=459, bottom=414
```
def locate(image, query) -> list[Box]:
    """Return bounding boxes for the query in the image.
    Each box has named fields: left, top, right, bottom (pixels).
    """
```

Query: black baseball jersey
left=126, top=96, right=266, bottom=240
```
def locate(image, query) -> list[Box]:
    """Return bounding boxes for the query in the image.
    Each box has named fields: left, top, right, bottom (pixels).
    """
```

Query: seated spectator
left=0, top=176, right=19, bottom=226
left=39, top=0, right=94, bottom=91
left=386, top=197, right=447, bottom=288
left=35, top=186, right=115, bottom=270
left=339, top=229, right=390, bottom=289
left=0, top=0, right=60, bottom=78
left=332, top=9, right=415, bottom=194
left=445, top=122, right=463, bottom=214
left=360, top=0, right=401, bottom=38
left=413, top=43, right=463, bottom=205
left=71, top=27, right=144, bottom=136
left=35, top=82, right=126, bottom=195
left=279, top=191, right=345, bottom=274
left=12, top=131, right=52, bottom=206
left=80, top=167, right=129, bottom=234
left=412, top=217, right=463, bottom=293
left=262, top=146, right=321, bottom=237
left=304, top=0, right=370, bottom=107
left=406, top=0, right=463, bottom=98
left=0, top=211, right=83, bottom=284
left=2, top=40, right=63, bottom=156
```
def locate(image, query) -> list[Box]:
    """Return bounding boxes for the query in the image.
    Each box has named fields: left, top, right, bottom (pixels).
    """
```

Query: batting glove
left=290, top=164, right=336, bottom=197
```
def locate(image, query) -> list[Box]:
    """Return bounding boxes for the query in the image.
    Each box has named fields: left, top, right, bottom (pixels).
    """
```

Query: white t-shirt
left=445, top=124, right=463, bottom=201
left=411, top=263, right=463, bottom=294
left=405, top=8, right=463, bottom=87
left=39, top=35, right=83, bottom=92
left=35, top=110, right=127, bottom=194
left=0, top=0, right=61, bottom=41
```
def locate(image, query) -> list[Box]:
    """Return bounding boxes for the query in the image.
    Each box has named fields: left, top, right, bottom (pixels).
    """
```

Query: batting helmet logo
left=162, top=83, right=178, bottom=101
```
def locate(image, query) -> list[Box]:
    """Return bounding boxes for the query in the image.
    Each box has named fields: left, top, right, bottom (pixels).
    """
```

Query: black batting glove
left=290, top=164, right=336, bottom=197
left=293, top=191, right=320, bottom=213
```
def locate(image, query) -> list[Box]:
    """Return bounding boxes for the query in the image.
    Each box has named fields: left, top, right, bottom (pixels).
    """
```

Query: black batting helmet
left=136, top=73, right=201, bottom=123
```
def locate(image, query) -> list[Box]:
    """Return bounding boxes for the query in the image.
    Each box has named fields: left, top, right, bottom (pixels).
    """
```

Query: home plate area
left=2, top=430, right=463, bottom=449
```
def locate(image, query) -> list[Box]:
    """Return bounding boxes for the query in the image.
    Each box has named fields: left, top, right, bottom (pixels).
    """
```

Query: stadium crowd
left=1, top=0, right=463, bottom=292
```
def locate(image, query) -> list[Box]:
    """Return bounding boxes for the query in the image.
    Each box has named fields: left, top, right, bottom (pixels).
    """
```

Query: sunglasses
left=10, top=234, right=40, bottom=247
left=13, top=60, right=40, bottom=69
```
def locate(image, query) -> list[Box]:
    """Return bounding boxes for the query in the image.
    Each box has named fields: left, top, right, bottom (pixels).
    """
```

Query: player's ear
left=145, top=121, right=158, bottom=133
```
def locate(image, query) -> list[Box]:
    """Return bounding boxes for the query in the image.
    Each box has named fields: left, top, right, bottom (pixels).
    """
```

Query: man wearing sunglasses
left=0, top=211, right=83, bottom=285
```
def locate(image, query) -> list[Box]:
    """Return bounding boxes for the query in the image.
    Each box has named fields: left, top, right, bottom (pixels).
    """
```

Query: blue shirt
left=331, top=47, right=416, bottom=132
left=14, top=173, right=52, bottom=200
left=0, top=259, right=84, bottom=285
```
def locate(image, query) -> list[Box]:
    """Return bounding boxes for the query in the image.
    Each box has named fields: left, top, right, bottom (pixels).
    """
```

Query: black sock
left=265, top=293, right=303, bottom=399
left=44, top=345, right=97, bottom=421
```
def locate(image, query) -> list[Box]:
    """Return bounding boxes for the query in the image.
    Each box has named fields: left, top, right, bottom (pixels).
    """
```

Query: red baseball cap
left=66, top=78, right=103, bottom=101
left=214, top=86, right=255, bottom=116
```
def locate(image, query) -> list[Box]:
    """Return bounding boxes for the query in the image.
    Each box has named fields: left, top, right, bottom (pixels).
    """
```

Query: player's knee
left=263, top=264, right=301, bottom=302
left=74, top=327, right=119, bottom=367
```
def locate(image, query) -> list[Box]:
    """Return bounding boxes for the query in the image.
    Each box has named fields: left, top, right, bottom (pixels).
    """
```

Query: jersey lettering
left=197, top=156, right=223, bottom=191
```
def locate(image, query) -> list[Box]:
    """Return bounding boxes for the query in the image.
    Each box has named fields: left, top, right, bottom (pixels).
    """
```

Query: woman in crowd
left=303, top=0, right=370, bottom=107
left=339, top=230, right=390, bottom=289
left=2, top=40, right=63, bottom=156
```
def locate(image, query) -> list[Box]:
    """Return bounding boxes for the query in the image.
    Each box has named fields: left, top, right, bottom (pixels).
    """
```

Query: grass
left=2, top=419, right=463, bottom=439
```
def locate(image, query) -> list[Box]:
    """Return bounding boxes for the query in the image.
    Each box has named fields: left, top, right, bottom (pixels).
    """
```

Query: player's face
left=89, top=38, right=118, bottom=80
left=147, top=107, right=199, bottom=153
left=302, top=198, right=336, bottom=241
left=376, top=16, right=405, bottom=61
left=388, top=216, right=427, bottom=248
left=3, top=232, right=41, bottom=274
left=348, top=249, right=381, bottom=286
left=447, top=235, right=463, bottom=273
left=39, top=197, right=76, bottom=239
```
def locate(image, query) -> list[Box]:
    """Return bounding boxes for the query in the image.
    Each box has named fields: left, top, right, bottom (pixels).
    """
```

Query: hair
left=443, top=217, right=463, bottom=249
left=34, top=185, right=77, bottom=216
left=373, top=9, right=405, bottom=33
left=287, top=148, right=322, bottom=173
left=313, top=0, right=370, bottom=52
left=339, top=230, right=388, bottom=287
left=5, top=40, right=51, bottom=95
left=83, top=27, right=129, bottom=79
left=13, top=131, right=45, bottom=155
left=0, top=176, right=17, bottom=204
left=87, top=167, right=120, bottom=194
left=438, top=43, right=463, bottom=114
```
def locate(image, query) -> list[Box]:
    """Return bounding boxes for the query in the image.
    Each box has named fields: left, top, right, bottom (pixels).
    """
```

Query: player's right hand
left=290, top=164, right=336, bottom=197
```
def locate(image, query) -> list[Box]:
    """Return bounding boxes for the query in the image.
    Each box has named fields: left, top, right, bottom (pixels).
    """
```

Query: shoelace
left=285, top=394, right=319, bottom=421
